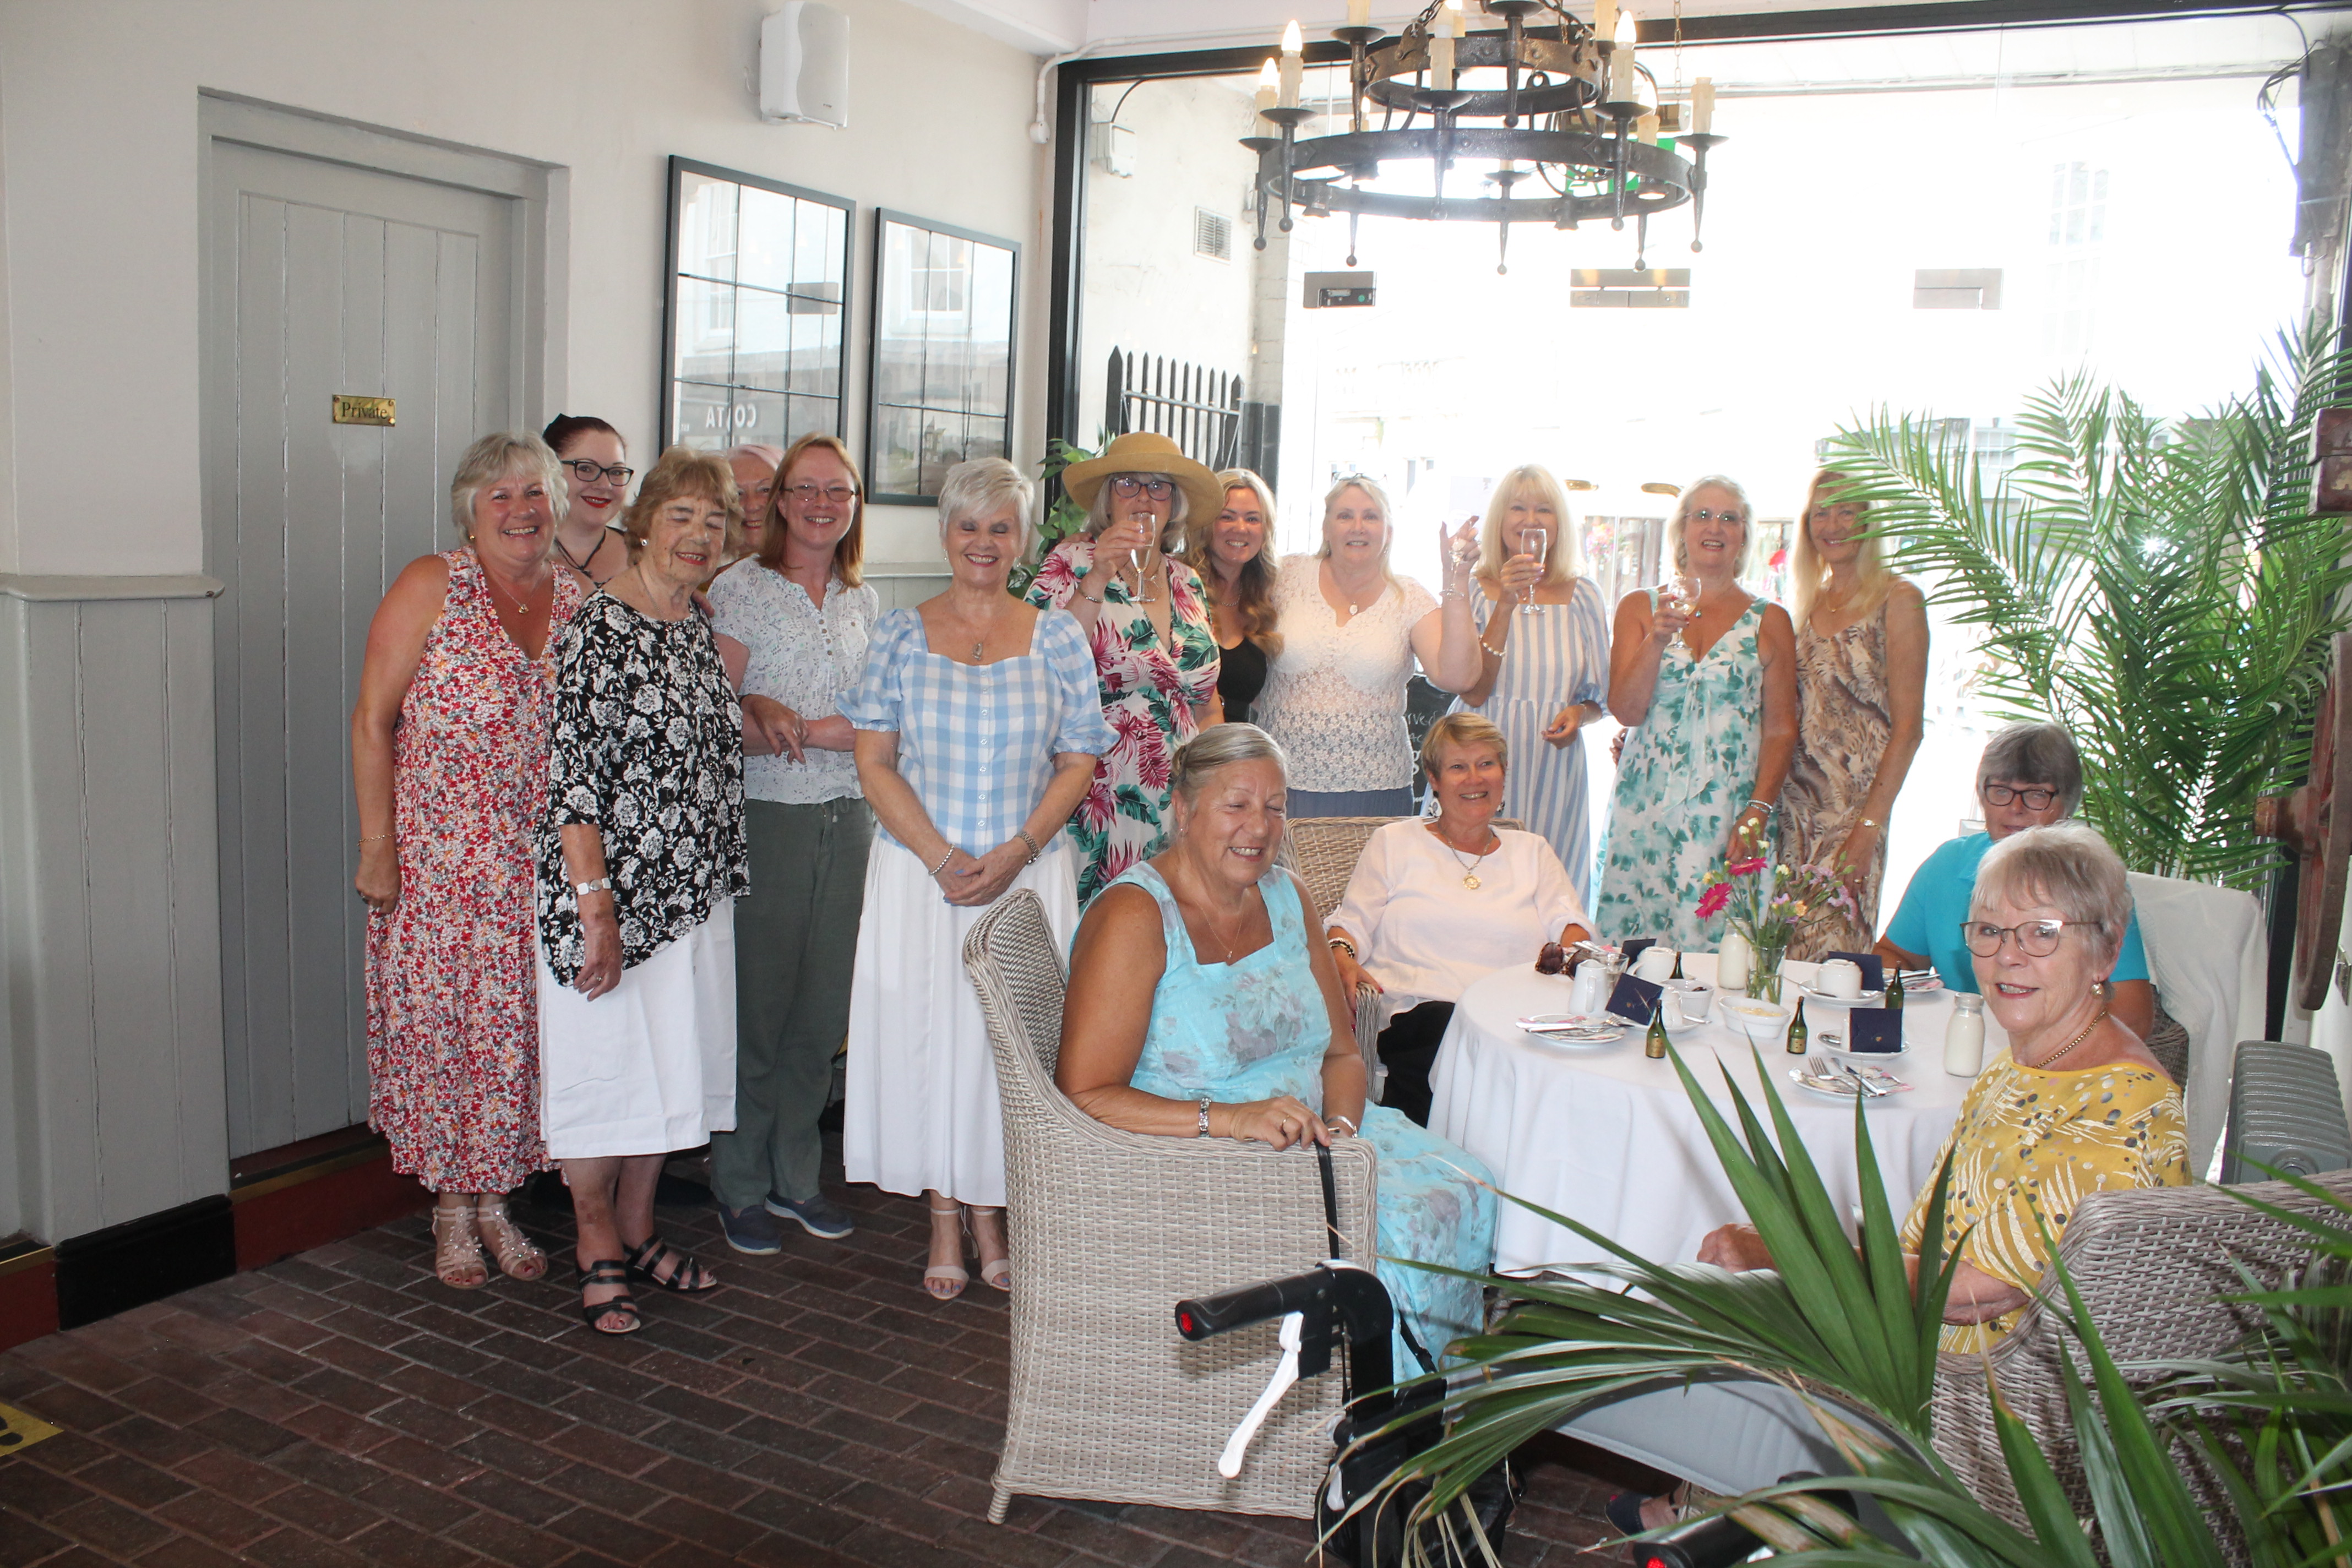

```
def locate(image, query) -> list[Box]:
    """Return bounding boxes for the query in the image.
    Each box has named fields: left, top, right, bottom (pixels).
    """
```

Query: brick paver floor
left=0, top=1159, right=1653, bottom=1566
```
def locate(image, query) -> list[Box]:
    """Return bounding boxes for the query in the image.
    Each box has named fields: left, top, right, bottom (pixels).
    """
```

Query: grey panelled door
left=209, top=140, right=518, bottom=1158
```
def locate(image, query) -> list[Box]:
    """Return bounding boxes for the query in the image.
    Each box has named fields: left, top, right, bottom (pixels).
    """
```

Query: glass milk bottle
left=1943, top=994, right=1986, bottom=1077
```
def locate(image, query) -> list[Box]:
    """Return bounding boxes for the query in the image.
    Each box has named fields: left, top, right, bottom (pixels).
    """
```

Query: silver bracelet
left=1015, top=829, right=1042, bottom=864
left=1197, top=1096, right=1213, bottom=1138
left=1745, top=799, right=1774, bottom=814
left=570, top=876, right=612, bottom=899
left=929, top=846, right=956, bottom=876
left=1330, top=1114, right=1359, bottom=1136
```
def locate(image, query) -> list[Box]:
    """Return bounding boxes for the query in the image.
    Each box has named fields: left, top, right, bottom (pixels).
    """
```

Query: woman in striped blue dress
left=1449, top=466, right=1611, bottom=900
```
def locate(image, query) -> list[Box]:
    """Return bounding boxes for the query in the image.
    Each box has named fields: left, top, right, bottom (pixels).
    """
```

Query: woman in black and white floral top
left=537, top=446, right=748, bottom=1336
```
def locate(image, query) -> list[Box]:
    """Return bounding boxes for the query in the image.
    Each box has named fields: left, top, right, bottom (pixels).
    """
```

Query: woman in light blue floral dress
left=1593, top=477, right=1796, bottom=950
left=1058, top=725, right=1495, bottom=1371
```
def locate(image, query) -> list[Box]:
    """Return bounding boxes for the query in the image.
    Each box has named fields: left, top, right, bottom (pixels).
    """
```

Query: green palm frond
left=1820, top=320, right=2352, bottom=887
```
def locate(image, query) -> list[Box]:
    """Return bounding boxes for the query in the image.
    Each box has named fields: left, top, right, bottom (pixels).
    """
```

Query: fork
left=1809, top=1055, right=1887, bottom=1098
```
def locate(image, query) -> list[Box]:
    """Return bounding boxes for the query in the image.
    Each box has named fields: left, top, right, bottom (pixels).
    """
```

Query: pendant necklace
left=1435, top=826, right=1497, bottom=889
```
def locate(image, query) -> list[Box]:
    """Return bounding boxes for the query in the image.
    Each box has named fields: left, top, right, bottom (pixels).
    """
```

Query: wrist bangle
left=1198, top=1096, right=1213, bottom=1138
left=570, top=876, right=612, bottom=899
left=1077, top=584, right=1104, bottom=603
left=360, top=832, right=393, bottom=844
left=1330, top=1114, right=1358, bottom=1136
left=1327, top=937, right=1358, bottom=959
left=929, top=846, right=956, bottom=876
left=1858, top=817, right=1880, bottom=830
left=1745, top=799, right=1773, bottom=814
left=1015, top=829, right=1041, bottom=864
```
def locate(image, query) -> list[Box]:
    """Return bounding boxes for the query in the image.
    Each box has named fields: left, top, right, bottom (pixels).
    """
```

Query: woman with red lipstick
left=543, top=414, right=634, bottom=586
left=354, top=432, right=582, bottom=1292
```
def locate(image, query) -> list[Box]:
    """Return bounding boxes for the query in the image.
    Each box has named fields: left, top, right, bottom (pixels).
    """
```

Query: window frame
left=865, top=208, right=1022, bottom=507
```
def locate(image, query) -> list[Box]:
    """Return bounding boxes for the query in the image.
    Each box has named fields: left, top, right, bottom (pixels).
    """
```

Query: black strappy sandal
left=622, top=1234, right=720, bottom=1294
left=578, top=1259, right=642, bottom=1335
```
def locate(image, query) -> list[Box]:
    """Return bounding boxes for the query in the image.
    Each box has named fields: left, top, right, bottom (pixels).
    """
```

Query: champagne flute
left=1518, top=527, right=1548, bottom=616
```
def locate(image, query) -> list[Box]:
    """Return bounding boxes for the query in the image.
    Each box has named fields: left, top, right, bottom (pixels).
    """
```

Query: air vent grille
left=1194, top=208, right=1232, bottom=262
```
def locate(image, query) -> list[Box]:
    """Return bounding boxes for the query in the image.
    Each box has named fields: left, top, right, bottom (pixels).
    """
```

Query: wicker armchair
left=1928, top=1166, right=2352, bottom=1530
left=960, top=890, right=1379, bottom=1523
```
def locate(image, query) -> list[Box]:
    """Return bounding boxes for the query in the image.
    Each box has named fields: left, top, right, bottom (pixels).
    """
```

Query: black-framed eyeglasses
left=563, top=459, right=634, bottom=485
left=1110, top=476, right=1175, bottom=498
left=1982, top=783, right=2059, bottom=809
left=1961, top=918, right=2071, bottom=959
left=784, top=483, right=859, bottom=505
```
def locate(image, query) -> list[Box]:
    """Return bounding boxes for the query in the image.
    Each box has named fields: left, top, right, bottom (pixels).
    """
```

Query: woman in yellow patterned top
left=1698, top=821, right=2187, bottom=1347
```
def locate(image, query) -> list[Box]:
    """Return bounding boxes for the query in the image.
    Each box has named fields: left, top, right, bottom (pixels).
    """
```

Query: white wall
left=0, top=0, right=1055, bottom=578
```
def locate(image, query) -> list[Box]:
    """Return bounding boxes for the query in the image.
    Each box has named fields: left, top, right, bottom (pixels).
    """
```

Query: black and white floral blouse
left=537, top=593, right=748, bottom=987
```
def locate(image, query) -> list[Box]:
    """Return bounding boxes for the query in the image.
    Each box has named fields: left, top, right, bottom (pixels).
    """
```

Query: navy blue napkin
left=1825, top=950, right=1885, bottom=990
left=1846, top=1008, right=1904, bottom=1054
left=1606, top=972, right=1664, bottom=1026
left=1621, top=938, right=1657, bottom=965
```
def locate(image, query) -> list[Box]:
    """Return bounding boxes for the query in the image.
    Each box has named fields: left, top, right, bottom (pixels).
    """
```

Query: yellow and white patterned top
left=1900, top=1049, right=2188, bottom=1353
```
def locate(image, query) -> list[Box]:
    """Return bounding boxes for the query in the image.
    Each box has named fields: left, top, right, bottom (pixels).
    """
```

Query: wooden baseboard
left=231, top=1130, right=427, bottom=1271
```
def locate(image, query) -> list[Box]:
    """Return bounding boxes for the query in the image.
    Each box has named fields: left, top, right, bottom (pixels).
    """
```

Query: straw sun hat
left=1058, top=432, right=1224, bottom=527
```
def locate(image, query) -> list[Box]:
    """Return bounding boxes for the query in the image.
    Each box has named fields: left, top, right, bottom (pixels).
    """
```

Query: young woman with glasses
left=542, top=414, right=636, bottom=586
left=1874, top=720, right=2155, bottom=1036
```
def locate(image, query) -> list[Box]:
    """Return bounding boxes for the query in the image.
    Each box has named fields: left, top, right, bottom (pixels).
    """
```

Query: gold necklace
left=1201, top=884, right=1260, bottom=961
left=1430, top=821, right=1498, bottom=889
left=2028, top=1004, right=2108, bottom=1071
left=480, top=559, right=537, bottom=617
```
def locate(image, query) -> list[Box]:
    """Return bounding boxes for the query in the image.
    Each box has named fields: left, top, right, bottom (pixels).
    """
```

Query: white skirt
left=842, top=839, right=1081, bottom=1207
left=537, top=901, right=738, bottom=1160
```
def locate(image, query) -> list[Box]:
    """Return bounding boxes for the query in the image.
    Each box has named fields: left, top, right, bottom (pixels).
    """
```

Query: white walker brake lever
left=1217, top=1310, right=1304, bottom=1478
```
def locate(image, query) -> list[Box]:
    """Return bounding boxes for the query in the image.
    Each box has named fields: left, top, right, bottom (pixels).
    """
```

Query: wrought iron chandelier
left=1243, top=0, right=1726, bottom=273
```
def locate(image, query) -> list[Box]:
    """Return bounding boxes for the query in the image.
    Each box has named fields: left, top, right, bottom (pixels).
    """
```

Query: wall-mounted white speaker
left=761, top=4, right=849, bottom=128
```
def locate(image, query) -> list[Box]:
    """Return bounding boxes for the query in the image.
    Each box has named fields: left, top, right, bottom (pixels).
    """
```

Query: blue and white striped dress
left=1449, top=579, right=1611, bottom=900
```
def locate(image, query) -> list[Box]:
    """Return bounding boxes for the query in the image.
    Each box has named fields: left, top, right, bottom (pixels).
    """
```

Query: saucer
left=1796, top=984, right=1885, bottom=1008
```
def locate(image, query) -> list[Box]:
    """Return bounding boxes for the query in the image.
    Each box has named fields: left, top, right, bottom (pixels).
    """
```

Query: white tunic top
left=1333, top=819, right=1591, bottom=1012
left=1255, top=554, right=1436, bottom=792
left=706, top=559, right=876, bottom=805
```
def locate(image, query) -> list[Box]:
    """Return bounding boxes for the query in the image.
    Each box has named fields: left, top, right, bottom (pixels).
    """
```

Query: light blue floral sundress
left=1111, top=863, right=1496, bottom=1371
left=1593, top=592, right=1765, bottom=949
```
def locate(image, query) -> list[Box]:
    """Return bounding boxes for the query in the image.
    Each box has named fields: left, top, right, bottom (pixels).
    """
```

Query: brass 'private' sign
left=331, top=395, right=396, bottom=426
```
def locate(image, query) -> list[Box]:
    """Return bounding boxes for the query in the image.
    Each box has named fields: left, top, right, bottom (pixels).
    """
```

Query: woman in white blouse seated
left=1326, top=713, right=1592, bottom=1124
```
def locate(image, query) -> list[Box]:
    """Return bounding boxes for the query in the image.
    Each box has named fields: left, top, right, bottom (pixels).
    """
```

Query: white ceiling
left=899, top=0, right=1912, bottom=57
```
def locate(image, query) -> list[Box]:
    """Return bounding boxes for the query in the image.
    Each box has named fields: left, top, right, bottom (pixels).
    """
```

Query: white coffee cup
left=1632, top=947, right=1677, bottom=983
left=1817, top=959, right=1864, bottom=998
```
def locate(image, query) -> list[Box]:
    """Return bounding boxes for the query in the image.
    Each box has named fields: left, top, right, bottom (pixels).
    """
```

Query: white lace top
left=706, top=559, right=876, bottom=804
left=1254, top=553, right=1437, bottom=792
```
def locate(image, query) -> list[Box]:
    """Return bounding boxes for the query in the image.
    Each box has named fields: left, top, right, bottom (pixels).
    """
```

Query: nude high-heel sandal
left=924, top=1203, right=969, bottom=1301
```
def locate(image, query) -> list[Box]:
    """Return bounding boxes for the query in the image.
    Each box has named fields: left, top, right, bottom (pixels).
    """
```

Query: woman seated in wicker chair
left=1324, top=712, right=1592, bottom=1126
left=1058, top=723, right=1498, bottom=1375
left=1596, top=822, right=2194, bottom=1533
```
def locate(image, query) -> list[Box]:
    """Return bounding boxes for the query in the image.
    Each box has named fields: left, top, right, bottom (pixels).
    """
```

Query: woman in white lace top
left=1252, top=477, right=1481, bottom=816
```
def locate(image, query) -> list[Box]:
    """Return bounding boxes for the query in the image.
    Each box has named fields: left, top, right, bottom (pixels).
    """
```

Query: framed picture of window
left=867, top=210, right=1019, bottom=505
left=661, top=156, right=852, bottom=456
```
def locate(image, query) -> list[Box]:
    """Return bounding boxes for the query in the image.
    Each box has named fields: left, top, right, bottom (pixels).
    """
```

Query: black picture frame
left=867, top=209, right=1020, bottom=507
left=660, top=156, right=854, bottom=457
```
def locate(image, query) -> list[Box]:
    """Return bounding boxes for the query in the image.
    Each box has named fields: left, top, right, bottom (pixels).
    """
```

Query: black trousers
left=1375, top=1000, right=1456, bottom=1128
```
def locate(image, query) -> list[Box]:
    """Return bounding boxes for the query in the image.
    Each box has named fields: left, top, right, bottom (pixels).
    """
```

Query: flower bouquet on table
left=1694, top=856, right=1858, bottom=1001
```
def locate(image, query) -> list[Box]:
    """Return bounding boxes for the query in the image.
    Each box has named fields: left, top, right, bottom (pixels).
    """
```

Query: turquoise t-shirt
left=1881, top=831, right=2148, bottom=994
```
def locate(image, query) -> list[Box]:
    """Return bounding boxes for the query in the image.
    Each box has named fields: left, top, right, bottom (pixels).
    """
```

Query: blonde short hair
left=937, top=458, right=1035, bottom=559
left=1314, top=476, right=1403, bottom=605
left=1972, top=821, right=2132, bottom=969
left=1478, top=465, right=1583, bottom=586
left=1420, top=711, right=1509, bottom=780
left=1663, top=475, right=1754, bottom=578
left=622, top=447, right=741, bottom=546
left=449, top=432, right=566, bottom=538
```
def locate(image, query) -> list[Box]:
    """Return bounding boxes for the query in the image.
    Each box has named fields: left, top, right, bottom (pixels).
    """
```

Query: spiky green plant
left=1352, top=1044, right=2349, bottom=1565
left=1818, top=322, right=2352, bottom=888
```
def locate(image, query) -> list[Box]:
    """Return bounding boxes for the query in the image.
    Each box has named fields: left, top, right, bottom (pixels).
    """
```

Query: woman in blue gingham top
left=840, top=458, right=1115, bottom=1300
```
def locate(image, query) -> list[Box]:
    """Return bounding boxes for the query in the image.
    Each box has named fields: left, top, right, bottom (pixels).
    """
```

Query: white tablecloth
left=1428, top=966, right=1993, bottom=1276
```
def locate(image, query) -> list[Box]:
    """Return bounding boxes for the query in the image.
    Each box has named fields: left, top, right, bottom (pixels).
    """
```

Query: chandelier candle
left=1609, top=10, right=1636, bottom=102
left=1636, top=111, right=1658, bottom=144
left=1278, top=19, right=1304, bottom=108
left=1431, top=9, right=1456, bottom=89
left=1255, top=58, right=1279, bottom=113
left=1348, top=0, right=1371, bottom=22
left=1595, top=0, right=1615, bottom=38
left=1691, top=75, right=1715, bottom=132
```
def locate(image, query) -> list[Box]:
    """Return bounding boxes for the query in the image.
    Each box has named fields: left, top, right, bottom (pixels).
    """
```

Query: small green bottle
left=1786, top=995, right=1810, bottom=1055
left=1645, top=1001, right=1669, bottom=1059
left=1886, top=967, right=1906, bottom=1014
left=1669, top=950, right=1684, bottom=980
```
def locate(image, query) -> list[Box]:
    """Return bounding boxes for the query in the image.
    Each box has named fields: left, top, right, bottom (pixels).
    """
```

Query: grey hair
left=1970, top=821, right=2131, bottom=968
left=1979, top=721, right=2086, bottom=816
left=1663, top=474, right=1754, bottom=577
left=1084, top=471, right=1189, bottom=548
left=1169, top=723, right=1290, bottom=804
left=725, top=443, right=785, bottom=471
left=937, top=458, right=1036, bottom=557
left=450, top=432, right=567, bottom=537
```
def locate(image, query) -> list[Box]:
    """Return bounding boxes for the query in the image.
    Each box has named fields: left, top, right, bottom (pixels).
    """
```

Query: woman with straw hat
left=1025, top=432, right=1225, bottom=901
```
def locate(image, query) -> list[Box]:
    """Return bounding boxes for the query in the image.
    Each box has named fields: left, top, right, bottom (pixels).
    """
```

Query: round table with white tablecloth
left=1428, top=965, right=1996, bottom=1277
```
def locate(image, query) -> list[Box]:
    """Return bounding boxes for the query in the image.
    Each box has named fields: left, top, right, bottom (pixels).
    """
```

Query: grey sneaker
left=718, top=1203, right=784, bottom=1255
left=766, top=1191, right=855, bottom=1239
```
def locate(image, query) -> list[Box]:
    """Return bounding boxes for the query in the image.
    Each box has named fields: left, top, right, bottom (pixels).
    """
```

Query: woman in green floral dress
left=1593, top=476, right=1797, bottom=949
left=1025, top=433, right=1224, bottom=902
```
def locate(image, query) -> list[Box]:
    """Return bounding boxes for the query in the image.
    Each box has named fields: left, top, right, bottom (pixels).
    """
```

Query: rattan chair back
left=1277, top=815, right=1524, bottom=925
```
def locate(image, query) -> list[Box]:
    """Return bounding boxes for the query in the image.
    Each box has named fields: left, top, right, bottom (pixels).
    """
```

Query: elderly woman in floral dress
left=1023, top=432, right=1222, bottom=902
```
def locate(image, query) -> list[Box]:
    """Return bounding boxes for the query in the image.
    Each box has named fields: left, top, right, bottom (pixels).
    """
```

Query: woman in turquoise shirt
left=1875, top=721, right=2154, bottom=1037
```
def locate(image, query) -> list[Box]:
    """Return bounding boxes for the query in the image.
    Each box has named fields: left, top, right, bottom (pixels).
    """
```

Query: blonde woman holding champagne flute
left=1592, top=476, right=1796, bottom=949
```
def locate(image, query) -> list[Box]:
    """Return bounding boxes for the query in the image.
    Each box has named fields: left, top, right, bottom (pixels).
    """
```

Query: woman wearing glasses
left=1024, top=433, right=1223, bottom=902
left=1874, top=721, right=2155, bottom=1035
left=1593, top=476, right=1798, bottom=949
left=1779, top=468, right=1929, bottom=959
left=543, top=414, right=635, bottom=586
left=705, top=433, right=875, bottom=1255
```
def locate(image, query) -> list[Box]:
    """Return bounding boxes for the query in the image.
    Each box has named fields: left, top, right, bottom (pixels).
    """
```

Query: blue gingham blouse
left=840, top=607, right=1117, bottom=855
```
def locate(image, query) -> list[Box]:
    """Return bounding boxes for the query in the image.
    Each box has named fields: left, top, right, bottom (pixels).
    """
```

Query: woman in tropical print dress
left=1024, top=433, right=1222, bottom=902
left=354, top=432, right=581, bottom=1292
left=1594, top=476, right=1797, bottom=950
